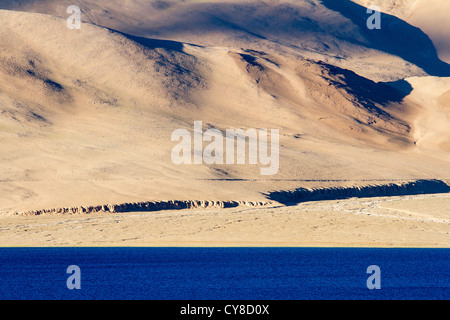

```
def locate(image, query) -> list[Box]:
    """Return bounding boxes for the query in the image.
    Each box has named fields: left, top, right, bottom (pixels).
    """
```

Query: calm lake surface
left=0, top=247, right=448, bottom=300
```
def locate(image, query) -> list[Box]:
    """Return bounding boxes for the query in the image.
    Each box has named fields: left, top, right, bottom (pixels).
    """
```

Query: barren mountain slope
left=1, top=0, right=441, bottom=81
left=0, top=1, right=449, bottom=215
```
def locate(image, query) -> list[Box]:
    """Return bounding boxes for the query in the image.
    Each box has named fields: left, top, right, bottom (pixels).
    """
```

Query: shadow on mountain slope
left=381, top=79, right=413, bottom=97
left=317, top=60, right=412, bottom=107
left=117, top=31, right=185, bottom=53
left=320, top=0, right=450, bottom=77
left=268, top=180, right=450, bottom=205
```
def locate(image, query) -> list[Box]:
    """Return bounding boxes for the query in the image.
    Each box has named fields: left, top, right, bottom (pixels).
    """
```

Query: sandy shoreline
left=1, top=193, right=449, bottom=248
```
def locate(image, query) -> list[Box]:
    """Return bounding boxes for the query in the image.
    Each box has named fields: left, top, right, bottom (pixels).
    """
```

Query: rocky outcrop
left=17, top=180, right=450, bottom=215
left=18, top=200, right=271, bottom=216
left=267, top=179, right=450, bottom=205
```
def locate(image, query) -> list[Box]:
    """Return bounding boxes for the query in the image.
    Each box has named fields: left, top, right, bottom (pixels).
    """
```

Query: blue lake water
left=0, top=247, right=448, bottom=300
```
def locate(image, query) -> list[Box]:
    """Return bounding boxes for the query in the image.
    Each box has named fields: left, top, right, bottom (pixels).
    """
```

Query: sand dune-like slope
left=0, top=0, right=441, bottom=81
left=0, top=1, right=449, bottom=219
